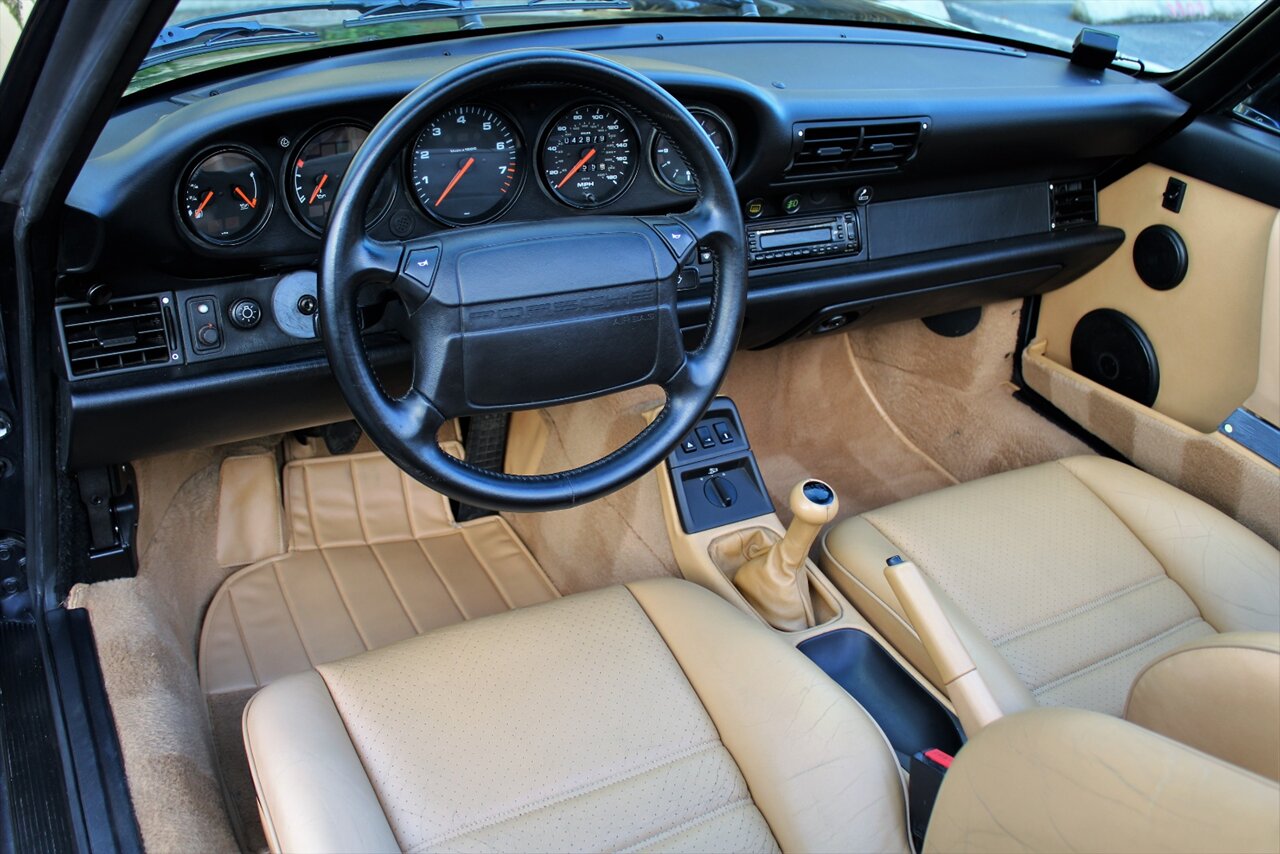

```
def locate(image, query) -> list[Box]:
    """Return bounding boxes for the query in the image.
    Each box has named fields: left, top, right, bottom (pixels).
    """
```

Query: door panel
left=1037, top=164, right=1277, bottom=433
left=1243, top=212, right=1279, bottom=426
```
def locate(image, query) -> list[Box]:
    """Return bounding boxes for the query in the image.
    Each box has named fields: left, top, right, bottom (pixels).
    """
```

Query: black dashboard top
left=64, top=20, right=1184, bottom=285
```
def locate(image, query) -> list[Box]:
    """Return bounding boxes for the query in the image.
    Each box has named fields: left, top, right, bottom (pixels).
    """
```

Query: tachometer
left=288, top=124, right=395, bottom=233
left=409, top=104, right=523, bottom=226
left=180, top=148, right=271, bottom=245
left=651, top=108, right=735, bottom=193
left=541, top=103, right=638, bottom=209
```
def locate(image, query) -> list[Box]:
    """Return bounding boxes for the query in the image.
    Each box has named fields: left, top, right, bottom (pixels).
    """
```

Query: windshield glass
left=129, top=0, right=1269, bottom=93
left=1, top=0, right=35, bottom=79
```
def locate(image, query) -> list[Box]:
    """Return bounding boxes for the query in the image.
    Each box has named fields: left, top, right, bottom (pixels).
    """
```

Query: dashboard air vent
left=58, top=295, right=177, bottom=377
left=784, top=119, right=925, bottom=181
left=1050, top=180, right=1097, bottom=230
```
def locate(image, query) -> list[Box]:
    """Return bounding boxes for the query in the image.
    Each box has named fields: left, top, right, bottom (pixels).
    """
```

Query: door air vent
left=1050, top=180, right=1097, bottom=230
left=58, top=295, right=178, bottom=377
left=783, top=119, right=925, bottom=182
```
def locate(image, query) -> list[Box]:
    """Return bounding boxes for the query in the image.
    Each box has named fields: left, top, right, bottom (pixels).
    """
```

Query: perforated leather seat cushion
left=242, top=578, right=910, bottom=853
left=821, top=455, right=1280, bottom=716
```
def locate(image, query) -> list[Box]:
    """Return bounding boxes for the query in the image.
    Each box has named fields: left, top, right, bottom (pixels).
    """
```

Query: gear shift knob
left=733, top=478, right=839, bottom=631
left=790, top=479, right=839, bottom=527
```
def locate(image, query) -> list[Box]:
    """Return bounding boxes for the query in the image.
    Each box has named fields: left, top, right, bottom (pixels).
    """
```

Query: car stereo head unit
left=747, top=211, right=862, bottom=265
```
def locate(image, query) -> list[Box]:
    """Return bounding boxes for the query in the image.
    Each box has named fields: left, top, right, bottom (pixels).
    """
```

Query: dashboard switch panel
left=186, top=296, right=223, bottom=354
left=668, top=397, right=773, bottom=533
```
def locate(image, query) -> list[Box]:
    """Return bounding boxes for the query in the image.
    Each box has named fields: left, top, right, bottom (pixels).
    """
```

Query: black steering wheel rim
left=320, top=49, right=747, bottom=512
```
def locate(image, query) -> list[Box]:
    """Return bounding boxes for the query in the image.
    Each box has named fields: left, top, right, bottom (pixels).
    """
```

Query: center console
left=653, top=395, right=966, bottom=773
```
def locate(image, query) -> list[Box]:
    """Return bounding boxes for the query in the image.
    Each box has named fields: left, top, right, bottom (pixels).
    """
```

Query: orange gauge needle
left=556, top=148, right=597, bottom=189
left=233, top=186, right=257, bottom=209
left=309, top=173, right=329, bottom=205
left=435, top=157, right=475, bottom=207
left=194, top=190, right=214, bottom=215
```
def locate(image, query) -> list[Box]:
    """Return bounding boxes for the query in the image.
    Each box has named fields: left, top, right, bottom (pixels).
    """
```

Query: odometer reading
left=541, top=104, right=638, bottom=208
left=410, top=105, right=522, bottom=226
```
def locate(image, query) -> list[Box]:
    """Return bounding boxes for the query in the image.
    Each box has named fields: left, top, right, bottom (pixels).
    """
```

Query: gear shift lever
left=733, top=479, right=839, bottom=630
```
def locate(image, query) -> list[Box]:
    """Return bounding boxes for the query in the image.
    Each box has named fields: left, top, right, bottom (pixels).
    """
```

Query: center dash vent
left=783, top=119, right=925, bottom=182
left=1050, top=180, right=1097, bottom=229
left=58, top=295, right=178, bottom=378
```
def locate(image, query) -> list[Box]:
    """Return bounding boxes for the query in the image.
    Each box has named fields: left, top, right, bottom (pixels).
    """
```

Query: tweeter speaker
left=1070, top=309, right=1159, bottom=406
left=1133, top=225, right=1188, bottom=290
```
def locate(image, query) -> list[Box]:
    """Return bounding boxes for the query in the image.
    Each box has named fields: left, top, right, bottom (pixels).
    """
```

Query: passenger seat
left=819, top=455, right=1280, bottom=779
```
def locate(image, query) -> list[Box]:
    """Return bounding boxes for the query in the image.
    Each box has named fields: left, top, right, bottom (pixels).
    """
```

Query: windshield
left=129, top=0, right=1269, bottom=93
left=1, top=1, right=35, bottom=79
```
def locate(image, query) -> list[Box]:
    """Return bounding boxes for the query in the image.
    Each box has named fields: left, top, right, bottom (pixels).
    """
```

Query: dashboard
left=56, top=20, right=1190, bottom=467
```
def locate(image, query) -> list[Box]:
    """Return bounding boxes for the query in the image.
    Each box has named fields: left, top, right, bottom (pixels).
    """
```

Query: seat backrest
left=926, top=707, right=1280, bottom=853
left=1125, top=631, right=1280, bottom=780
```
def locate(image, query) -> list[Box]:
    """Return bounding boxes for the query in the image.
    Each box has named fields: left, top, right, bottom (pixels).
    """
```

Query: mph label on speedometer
left=541, top=103, right=639, bottom=209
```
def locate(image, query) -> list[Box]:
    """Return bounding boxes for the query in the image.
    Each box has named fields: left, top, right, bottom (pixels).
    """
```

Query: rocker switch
left=713, top=421, right=733, bottom=443
left=695, top=426, right=716, bottom=449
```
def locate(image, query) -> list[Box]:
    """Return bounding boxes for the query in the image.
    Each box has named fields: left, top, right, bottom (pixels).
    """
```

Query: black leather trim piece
left=797, top=628, right=963, bottom=769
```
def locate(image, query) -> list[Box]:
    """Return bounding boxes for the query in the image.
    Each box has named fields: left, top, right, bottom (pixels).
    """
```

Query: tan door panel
left=1038, top=165, right=1277, bottom=433
left=1243, top=212, right=1279, bottom=427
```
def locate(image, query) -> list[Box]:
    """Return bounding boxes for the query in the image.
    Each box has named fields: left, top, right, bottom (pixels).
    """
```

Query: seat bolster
left=1059, top=456, right=1280, bottom=633
left=626, top=577, right=910, bottom=854
left=1125, top=631, right=1280, bottom=780
left=242, top=671, right=398, bottom=854
left=820, top=519, right=1036, bottom=718
left=925, top=707, right=1280, bottom=854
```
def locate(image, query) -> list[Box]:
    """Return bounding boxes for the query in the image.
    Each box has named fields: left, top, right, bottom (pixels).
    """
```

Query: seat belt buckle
left=908, top=748, right=953, bottom=852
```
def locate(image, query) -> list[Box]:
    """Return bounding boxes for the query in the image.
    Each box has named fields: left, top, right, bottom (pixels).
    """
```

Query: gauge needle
left=557, top=148, right=597, bottom=189
left=195, top=191, right=214, bottom=215
left=234, top=186, right=256, bottom=209
left=435, top=157, right=475, bottom=207
left=309, top=173, right=329, bottom=205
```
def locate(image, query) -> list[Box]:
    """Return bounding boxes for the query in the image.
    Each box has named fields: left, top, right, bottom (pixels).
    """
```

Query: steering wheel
left=320, top=49, right=747, bottom=512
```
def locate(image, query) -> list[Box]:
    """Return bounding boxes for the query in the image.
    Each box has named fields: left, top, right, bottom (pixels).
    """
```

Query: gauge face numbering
left=181, top=149, right=271, bottom=245
left=541, top=103, right=639, bottom=209
left=651, top=108, right=735, bottom=193
left=289, top=124, right=395, bottom=233
left=410, top=104, right=522, bottom=226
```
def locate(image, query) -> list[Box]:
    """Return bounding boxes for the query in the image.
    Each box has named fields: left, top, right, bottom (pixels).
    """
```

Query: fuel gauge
left=180, top=148, right=271, bottom=245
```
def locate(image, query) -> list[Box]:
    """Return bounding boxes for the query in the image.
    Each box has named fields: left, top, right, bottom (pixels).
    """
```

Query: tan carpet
left=502, top=386, right=683, bottom=594
left=849, top=301, right=1092, bottom=483
left=68, top=439, right=278, bottom=853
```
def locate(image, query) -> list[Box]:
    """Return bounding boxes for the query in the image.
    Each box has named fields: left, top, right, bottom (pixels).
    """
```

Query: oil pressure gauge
left=180, top=148, right=271, bottom=245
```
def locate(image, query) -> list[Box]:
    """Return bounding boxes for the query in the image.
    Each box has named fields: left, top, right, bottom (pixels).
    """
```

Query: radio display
left=759, top=226, right=832, bottom=249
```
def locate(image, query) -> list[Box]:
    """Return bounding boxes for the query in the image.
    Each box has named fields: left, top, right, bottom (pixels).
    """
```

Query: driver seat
left=242, top=578, right=911, bottom=853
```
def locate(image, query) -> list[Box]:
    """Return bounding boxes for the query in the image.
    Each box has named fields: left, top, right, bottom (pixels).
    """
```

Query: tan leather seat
left=820, top=455, right=1280, bottom=774
left=243, top=574, right=1280, bottom=852
left=242, top=578, right=911, bottom=853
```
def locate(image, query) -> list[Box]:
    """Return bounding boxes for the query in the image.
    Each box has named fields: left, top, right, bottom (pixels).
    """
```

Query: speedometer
left=409, top=104, right=523, bottom=226
left=540, top=103, right=639, bottom=209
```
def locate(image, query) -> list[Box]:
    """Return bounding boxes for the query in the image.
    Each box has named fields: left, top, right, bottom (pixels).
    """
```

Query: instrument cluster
left=176, top=97, right=736, bottom=248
